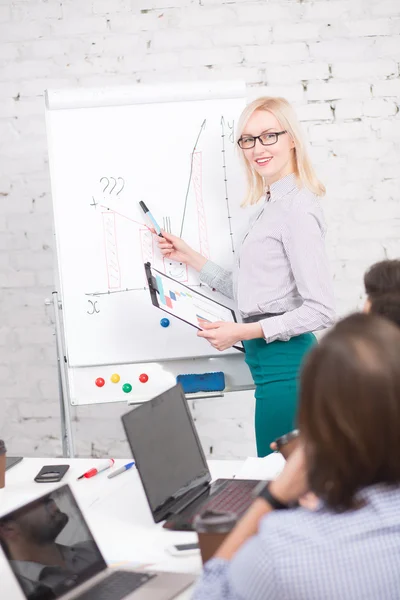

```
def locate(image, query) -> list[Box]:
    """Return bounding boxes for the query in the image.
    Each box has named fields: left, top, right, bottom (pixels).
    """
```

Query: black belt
left=242, top=312, right=284, bottom=323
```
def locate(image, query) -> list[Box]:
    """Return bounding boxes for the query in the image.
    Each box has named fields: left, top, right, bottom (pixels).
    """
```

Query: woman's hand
left=214, top=444, right=310, bottom=561
left=269, top=441, right=319, bottom=509
left=268, top=444, right=309, bottom=505
left=155, top=230, right=207, bottom=272
left=197, top=320, right=263, bottom=351
left=197, top=321, right=244, bottom=351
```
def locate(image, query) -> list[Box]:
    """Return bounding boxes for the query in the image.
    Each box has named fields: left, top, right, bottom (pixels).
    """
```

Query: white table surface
left=0, top=457, right=245, bottom=599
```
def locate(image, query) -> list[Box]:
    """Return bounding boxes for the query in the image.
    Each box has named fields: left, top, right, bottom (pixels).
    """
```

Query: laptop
left=121, top=384, right=260, bottom=531
left=0, top=484, right=195, bottom=600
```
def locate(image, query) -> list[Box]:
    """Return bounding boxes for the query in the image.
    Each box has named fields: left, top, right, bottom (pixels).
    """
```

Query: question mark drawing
left=100, top=177, right=109, bottom=193
left=116, top=177, right=125, bottom=196
left=109, top=177, right=117, bottom=194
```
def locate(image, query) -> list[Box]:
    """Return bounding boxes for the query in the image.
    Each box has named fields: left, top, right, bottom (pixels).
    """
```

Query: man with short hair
left=363, top=259, right=400, bottom=325
left=368, top=293, right=400, bottom=328
left=0, top=495, right=98, bottom=598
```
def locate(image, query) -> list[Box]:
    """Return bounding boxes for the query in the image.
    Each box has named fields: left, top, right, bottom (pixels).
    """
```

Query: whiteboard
left=45, top=83, right=249, bottom=382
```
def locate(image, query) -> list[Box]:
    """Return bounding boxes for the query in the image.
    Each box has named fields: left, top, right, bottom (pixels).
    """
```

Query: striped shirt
left=192, top=485, right=400, bottom=600
left=200, top=173, right=335, bottom=343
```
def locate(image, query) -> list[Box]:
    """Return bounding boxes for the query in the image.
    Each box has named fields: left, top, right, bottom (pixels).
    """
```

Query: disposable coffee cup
left=194, top=510, right=237, bottom=564
left=0, top=440, right=6, bottom=489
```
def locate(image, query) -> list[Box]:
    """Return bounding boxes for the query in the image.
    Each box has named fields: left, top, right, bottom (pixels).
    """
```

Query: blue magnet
left=160, top=318, right=170, bottom=328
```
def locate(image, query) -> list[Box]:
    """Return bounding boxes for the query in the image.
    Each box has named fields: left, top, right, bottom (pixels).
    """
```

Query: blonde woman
left=157, top=97, right=335, bottom=457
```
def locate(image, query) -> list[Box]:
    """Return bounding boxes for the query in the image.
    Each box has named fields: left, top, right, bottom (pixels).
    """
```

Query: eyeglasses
left=237, top=131, right=287, bottom=150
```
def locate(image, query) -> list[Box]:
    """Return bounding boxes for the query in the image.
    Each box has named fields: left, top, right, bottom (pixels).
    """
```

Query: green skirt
left=243, top=333, right=316, bottom=457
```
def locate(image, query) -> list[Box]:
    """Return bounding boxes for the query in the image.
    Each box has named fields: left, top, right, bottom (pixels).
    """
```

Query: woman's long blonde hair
left=237, top=97, right=325, bottom=206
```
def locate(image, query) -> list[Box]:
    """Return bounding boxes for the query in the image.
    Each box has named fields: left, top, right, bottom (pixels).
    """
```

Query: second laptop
left=121, top=383, right=260, bottom=531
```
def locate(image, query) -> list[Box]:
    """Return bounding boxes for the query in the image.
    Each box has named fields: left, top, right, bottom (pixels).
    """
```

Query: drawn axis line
left=179, top=119, right=207, bottom=238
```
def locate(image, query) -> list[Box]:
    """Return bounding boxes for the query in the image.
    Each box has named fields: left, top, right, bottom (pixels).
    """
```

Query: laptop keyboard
left=76, top=570, right=156, bottom=600
left=203, top=480, right=258, bottom=515
left=164, top=479, right=259, bottom=530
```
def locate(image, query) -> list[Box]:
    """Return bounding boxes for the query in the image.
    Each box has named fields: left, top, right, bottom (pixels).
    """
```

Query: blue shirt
left=192, top=485, right=400, bottom=600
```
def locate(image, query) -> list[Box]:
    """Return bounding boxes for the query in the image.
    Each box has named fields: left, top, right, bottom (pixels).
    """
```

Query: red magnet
left=95, top=377, right=105, bottom=387
left=139, top=373, right=149, bottom=383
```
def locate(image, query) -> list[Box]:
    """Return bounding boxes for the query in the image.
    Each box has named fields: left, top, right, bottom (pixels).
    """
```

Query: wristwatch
left=253, top=481, right=290, bottom=510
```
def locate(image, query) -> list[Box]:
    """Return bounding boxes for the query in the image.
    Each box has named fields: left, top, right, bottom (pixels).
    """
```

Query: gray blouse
left=199, top=173, right=335, bottom=343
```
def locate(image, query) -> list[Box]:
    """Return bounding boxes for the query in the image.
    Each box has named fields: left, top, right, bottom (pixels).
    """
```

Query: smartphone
left=166, top=542, right=199, bottom=557
left=274, top=429, right=300, bottom=460
left=34, top=465, right=70, bottom=483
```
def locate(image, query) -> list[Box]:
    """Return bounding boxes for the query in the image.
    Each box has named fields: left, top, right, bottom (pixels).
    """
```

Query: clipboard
left=144, top=262, right=245, bottom=353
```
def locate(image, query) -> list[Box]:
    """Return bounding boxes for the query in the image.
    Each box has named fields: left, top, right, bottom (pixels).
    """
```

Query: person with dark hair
left=0, top=495, right=98, bottom=599
left=368, top=292, right=400, bottom=328
left=363, top=259, right=400, bottom=327
left=364, top=259, right=400, bottom=304
left=193, top=313, right=400, bottom=600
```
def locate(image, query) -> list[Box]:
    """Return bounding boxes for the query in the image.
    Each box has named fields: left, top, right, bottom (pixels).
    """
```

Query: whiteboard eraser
left=177, top=372, right=225, bottom=394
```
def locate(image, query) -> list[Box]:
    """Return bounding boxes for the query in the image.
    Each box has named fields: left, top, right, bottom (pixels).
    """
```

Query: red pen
left=77, top=459, right=115, bottom=480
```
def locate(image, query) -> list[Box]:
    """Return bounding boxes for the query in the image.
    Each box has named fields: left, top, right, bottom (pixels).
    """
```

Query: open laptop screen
left=0, top=484, right=106, bottom=600
left=122, top=384, right=210, bottom=519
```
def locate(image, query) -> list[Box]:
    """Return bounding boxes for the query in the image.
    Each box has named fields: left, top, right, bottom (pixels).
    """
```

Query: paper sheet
left=234, top=453, right=285, bottom=481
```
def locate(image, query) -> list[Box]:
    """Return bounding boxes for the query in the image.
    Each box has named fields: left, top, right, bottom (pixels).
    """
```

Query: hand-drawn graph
left=85, top=115, right=237, bottom=310
left=46, top=85, right=246, bottom=369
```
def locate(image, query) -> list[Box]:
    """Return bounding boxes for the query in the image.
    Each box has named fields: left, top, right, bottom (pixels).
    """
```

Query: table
left=0, top=457, right=245, bottom=599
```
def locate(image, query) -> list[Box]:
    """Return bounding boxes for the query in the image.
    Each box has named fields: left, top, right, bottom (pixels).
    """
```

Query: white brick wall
left=0, top=0, right=399, bottom=460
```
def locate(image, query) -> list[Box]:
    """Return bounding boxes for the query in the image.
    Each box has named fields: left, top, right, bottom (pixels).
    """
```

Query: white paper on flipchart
left=234, top=453, right=286, bottom=481
left=45, top=81, right=246, bottom=110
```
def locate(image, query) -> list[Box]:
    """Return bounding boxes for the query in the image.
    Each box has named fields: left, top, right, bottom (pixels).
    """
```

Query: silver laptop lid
left=0, top=484, right=106, bottom=600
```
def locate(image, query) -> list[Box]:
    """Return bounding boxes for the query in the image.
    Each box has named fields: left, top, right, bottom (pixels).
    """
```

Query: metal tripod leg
left=52, top=291, right=75, bottom=457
